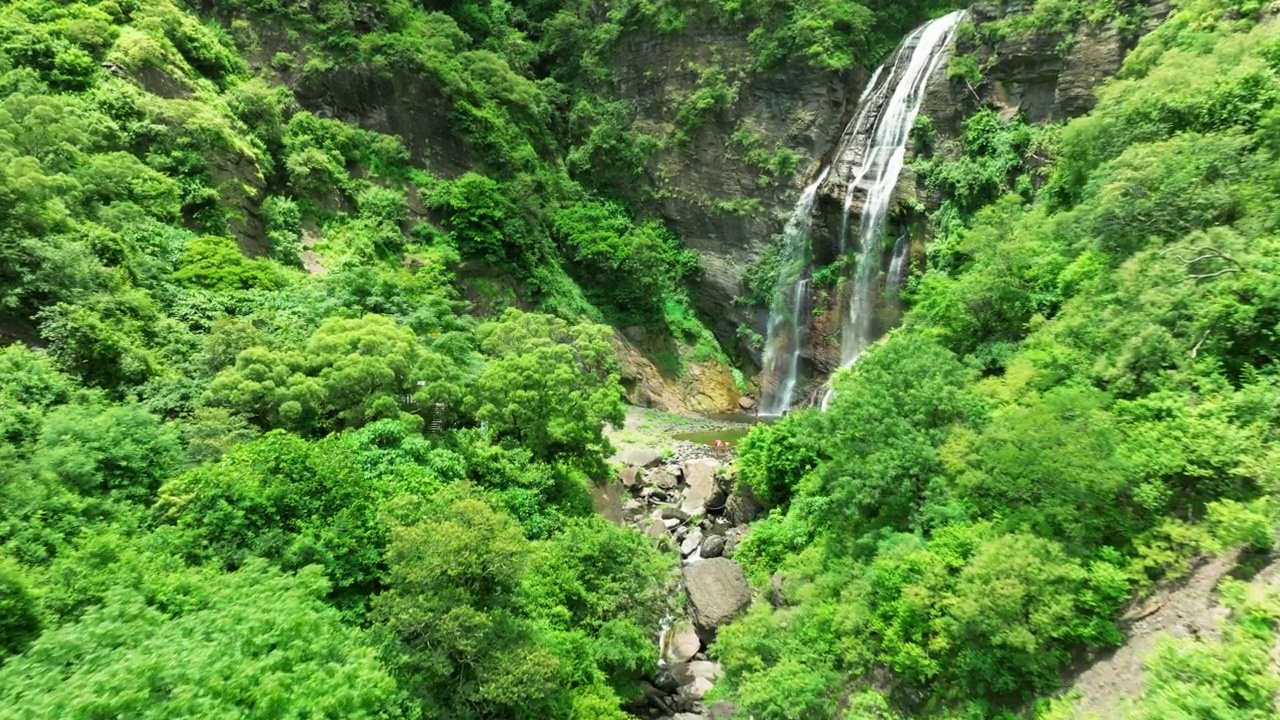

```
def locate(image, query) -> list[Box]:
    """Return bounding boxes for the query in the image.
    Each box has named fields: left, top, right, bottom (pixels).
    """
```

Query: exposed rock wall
left=612, top=330, right=743, bottom=414
left=606, top=2, right=1171, bottom=375
left=784, top=0, right=1171, bottom=376
left=609, top=24, right=862, bottom=362
left=204, top=1, right=1172, bottom=399
left=291, top=67, right=475, bottom=177
left=921, top=1, right=1173, bottom=135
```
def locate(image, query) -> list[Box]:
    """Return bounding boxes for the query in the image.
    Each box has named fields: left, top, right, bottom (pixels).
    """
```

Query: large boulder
left=642, top=514, right=668, bottom=542
left=672, top=660, right=724, bottom=704
left=622, top=499, right=645, bottom=522
left=680, top=530, right=703, bottom=557
left=700, top=534, right=726, bottom=558
left=619, top=465, right=644, bottom=490
left=722, top=527, right=747, bottom=558
left=723, top=480, right=764, bottom=525
left=591, top=481, right=625, bottom=526
left=682, top=558, right=751, bottom=633
left=651, top=468, right=681, bottom=491
left=680, top=459, right=720, bottom=515
left=617, top=448, right=664, bottom=468
left=663, top=620, right=702, bottom=664
left=661, top=506, right=691, bottom=521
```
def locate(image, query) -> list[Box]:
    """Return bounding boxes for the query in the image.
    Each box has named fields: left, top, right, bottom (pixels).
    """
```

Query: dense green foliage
left=722, top=0, right=1280, bottom=717
left=5, top=0, right=1280, bottom=718
left=0, top=0, right=710, bottom=714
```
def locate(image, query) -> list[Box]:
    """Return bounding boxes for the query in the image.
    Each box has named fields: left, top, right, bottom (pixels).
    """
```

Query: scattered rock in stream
left=683, top=558, right=751, bottom=634
left=612, top=449, right=754, bottom=719
left=680, top=530, right=703, bottom=557
left=680, top=459, right=719, bottom=515
left=700, top=535, right=725, bottom=558
left=618, top=448, right=666, bottom=468
left=620, top=466, right=644, bottom=491
left=663, top=620, right=702, bottom=665
left=722, top=481, right=764, bottom=526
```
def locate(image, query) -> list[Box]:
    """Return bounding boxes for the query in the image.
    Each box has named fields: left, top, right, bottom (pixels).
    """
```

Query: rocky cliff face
left=920, top=1, right=1172, bottom=133
left=214, top=1, right=1172, bottom=405
left=608, top=24, right=862, bottom=362
left=605, top=2, right=1170, bottom=378
left=797, top=0, right=1171, bottom=374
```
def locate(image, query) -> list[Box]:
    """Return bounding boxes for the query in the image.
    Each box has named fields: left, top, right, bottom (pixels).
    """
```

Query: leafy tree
left=178, top=406, right=260, bottom=465
left=0, top=345, right=74, bottom=446
left=373, top=484, right=565, bottom=718
left=471, top=309, right=625, bottom=469
left=737, top=412, right=821, bottom=508
left=441, top=428, right=594, bottom=538
left=0, top=558, right=40, bottom=663
left=204, top=314, right=466, bottom=434
left=0, top=561, right=405, bottom=719
left=554, top=199, right=698, bottom=324
left=153, top=431, right=403, bottom=601
left=172, top=235, right=285, bottom=292
left=429, top=172, right=521, bottom=265
left=31, top=401, right=181, bottom=504
left=859, top=525, right=1126, bottom=700
left=520, top=517, right=671, bottom=691
left=944, top=387, right=1140, bottom=552
left=1083, top=132, right=1251, bottom=259
left=37, top=300, right=161, bottom=390
left=816, top=334, right=984, bottom=540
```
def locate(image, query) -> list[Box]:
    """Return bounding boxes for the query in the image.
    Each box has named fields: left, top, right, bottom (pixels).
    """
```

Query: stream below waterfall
left=611, top=13, right=969, bottom=717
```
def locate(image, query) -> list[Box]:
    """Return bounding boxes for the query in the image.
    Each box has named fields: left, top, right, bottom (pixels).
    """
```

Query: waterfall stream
left=757, top=11, right=964, bottom=415
left=758, top=168, right=828, bottom=417
left=823, top=10, right=965, bottom=409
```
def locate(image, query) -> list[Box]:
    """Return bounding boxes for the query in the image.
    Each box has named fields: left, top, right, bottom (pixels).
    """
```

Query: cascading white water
left=821, top=10, right=965, bottom=410
left=886, top=230, right=911, bottom=290
left=758, top=11, right=963, bottom=415
left=759, top=168, right=829, bottom=416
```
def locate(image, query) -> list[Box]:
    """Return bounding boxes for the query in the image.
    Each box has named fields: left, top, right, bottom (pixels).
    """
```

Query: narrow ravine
left=601, top=411, right=764, bottom=719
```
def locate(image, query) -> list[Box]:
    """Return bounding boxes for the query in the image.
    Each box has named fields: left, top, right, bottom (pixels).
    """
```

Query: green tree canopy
left=0, top=561, right=404, bottom=719
left=471, top=309, right=625, bottom=469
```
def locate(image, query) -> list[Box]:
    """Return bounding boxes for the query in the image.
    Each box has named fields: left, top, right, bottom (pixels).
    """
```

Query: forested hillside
left=2, top=0, right=1280, bottom=718
left=0, top=0, right=942, bottom=717
left=729, top=0, right=1280, bottom=717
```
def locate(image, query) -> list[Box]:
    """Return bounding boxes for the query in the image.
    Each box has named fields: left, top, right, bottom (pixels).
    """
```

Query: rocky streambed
left=598, top=440, right=767, bottom=720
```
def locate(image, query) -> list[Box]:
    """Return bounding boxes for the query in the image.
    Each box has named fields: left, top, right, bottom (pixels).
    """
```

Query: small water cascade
left=758, top=168, right=828, bottom=416
left=886, top=227, right=912, bottom=290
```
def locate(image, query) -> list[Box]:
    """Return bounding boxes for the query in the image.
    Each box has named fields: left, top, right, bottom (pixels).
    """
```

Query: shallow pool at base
left=671, top=427, right=752, bottom=447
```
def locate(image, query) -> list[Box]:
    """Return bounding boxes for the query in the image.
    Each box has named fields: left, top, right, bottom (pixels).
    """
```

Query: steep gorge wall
left=797, top=0, right=1174, bottom=375
left=608, top=26, right=861, bottom=361
left=612, top=0, right=1172, bottom=385
left=203, top=1, right=1172, bottom=404
left=920, top=0, right=1173, bottom=135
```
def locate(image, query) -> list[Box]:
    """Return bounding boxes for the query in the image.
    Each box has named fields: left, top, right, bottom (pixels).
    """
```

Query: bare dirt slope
left=1065, top=553, right=1239, bottom=719
left=1065, top=550, right=1280, bottom=718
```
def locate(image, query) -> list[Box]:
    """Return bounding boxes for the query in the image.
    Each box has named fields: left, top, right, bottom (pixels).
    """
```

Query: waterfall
left=759, top=168, right=828, bottom=417
left=821, top=10, right=965, bottom=410
left=758, top=11, right=963, bottom=415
